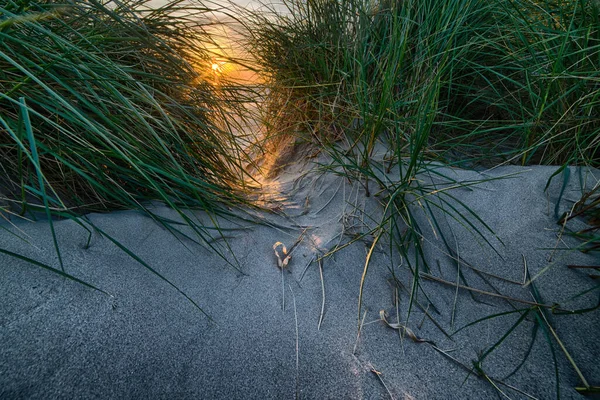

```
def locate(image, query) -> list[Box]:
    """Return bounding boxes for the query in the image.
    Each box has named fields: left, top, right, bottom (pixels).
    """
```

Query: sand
left=1, top=152, right=599, bottom=399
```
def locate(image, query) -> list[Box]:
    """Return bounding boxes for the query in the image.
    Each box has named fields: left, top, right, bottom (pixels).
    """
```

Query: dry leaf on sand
left=379, top=310, right=435, bottom=345
left=273, top=241, right=291, bottom=269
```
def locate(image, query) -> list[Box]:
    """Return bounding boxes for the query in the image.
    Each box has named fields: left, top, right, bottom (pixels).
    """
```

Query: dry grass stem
left=421, top=273, right=573, bottom=312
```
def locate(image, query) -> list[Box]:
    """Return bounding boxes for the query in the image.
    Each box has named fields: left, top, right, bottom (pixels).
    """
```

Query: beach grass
left=242, top=0, right=600, bottom=394
left=243, top=0, right=600, bottom=285
left=246, top=0, right=600, bottom=165
left=0, top=0, right=257, bottom=213
left=0, top=0, right=260, bottom=311
left=1, top=0, right=599, bottom=395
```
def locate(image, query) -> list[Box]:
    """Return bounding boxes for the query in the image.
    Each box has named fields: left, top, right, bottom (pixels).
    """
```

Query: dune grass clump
left=245, top=0, right=513, bottom=293
left=245, top=0, right=507, bottom=276
left=1, top=0, right=257, bottom=207
left=244, top=0, right=600, bottom=394
left=562, top=181, right=600, bottom=258
left=0, top=0, right=255, bottom=228
left=247, top=0, right=600, bottom=168
left=0, top=0, right=261, bottom=312
left=244, top=0, right=600, bottom=283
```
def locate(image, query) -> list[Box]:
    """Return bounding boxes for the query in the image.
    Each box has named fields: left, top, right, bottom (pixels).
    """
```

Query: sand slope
left=1, top=159, right=599, bottom=399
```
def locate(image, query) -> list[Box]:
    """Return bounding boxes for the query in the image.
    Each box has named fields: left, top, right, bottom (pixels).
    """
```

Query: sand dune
left=1, top=155, right=598, bottom=399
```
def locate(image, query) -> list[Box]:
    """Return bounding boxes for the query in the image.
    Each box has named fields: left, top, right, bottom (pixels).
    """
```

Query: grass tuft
left=243, top=0, right=600, bottom=395
left=0, top=0, right=259, bottom=312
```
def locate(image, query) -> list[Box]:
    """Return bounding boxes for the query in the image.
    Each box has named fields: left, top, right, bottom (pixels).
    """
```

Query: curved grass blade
left=0, top=248, right=109, bottom=296
left=19, top=97, right=64, bottom=272
left=90, top=223, right=213, bottom=322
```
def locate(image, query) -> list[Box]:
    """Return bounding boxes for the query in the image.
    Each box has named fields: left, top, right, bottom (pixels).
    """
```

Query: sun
left=211, top=60, right=226, bottom=75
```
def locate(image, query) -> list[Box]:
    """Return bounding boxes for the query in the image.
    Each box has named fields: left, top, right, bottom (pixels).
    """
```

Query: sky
left=141, top=0, right=288, bottom=83
left=145, top=0, right=289, bottom=15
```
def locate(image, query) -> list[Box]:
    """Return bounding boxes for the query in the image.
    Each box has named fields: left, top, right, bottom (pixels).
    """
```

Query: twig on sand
left=289, top=284, right=300, bottom=400
left=418, top=304, right=429, bottom=330
left=353, top=309, right=368, bottom=355
left=314, top=179, right=342, bottom=215
left=288, top=227, right=309, bottom=258
left=281, top=261, right=285, bottom=311
left=318, top=258, right=326, bottom=330
left=537, top=305, right=591, bottom=390
left=568, top=265, right=600, bottom=270
left=390, top=277, right=452, bottom=339
left=420, top=273, right=574, bottom=313
left=451, top=233, right=461, bottom=331
left=299, top=255, right=315, bottom=282
left=522, top=254, right=528, bottom=285
left=379, top=310, right=435, bottom=345
left=430, top=345, right=539, bottom=400
left=443, top=246, right=523, bottom=286
left=369, top=364, right=395, bottom=400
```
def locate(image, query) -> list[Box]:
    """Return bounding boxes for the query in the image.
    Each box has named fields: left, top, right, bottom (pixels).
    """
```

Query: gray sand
left=1, top=161, right=599, bottom=399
